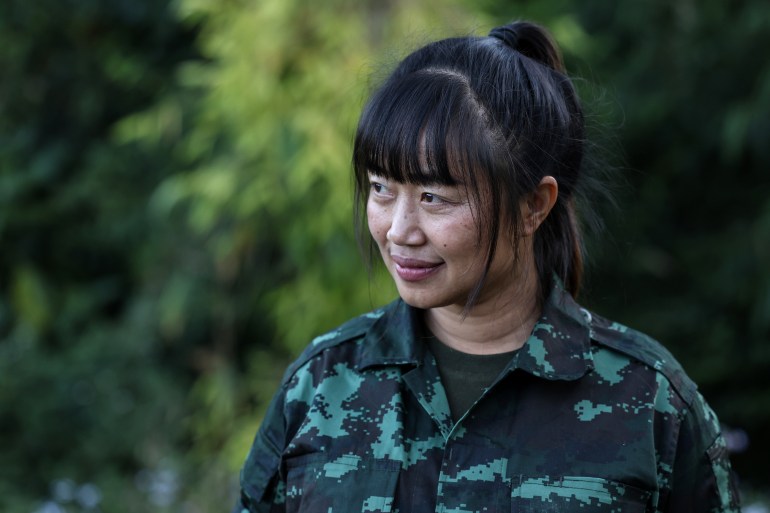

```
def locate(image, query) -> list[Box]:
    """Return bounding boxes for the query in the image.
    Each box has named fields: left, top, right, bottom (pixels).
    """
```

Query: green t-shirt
left=426, top=334, right=518, bottom=423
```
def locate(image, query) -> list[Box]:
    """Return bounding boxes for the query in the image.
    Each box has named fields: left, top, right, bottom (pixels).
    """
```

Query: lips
left=390, top=255, right=444, bottom=282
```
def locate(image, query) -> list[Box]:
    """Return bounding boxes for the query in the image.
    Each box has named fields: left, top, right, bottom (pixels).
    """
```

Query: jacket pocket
left=511, top=476, right=651, bottom=512
left=285, top=453, right=400, bottom=513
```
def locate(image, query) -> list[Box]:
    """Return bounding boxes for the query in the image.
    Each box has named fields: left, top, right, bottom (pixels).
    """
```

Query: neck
left=425, top=267, right=542, bottom=355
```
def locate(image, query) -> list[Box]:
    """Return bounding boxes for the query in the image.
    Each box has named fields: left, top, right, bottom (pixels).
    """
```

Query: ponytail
left=489, top=21, right=587, bottom=299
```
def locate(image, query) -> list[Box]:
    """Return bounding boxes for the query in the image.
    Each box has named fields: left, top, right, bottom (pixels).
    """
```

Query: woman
left=234, top=21, right=740, bottom=513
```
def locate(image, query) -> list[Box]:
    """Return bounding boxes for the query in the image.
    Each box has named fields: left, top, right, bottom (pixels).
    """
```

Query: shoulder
left=585, top=309, right=698, bottom=406
left=280, top=301, right=396, bottom=383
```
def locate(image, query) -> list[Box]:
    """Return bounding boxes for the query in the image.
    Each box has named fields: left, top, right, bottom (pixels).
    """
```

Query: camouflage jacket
left=235, top=285, right=740, bottom=513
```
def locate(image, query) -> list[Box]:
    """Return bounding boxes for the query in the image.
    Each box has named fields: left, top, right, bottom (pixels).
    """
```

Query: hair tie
left=488, top=22, right=566, bottom=73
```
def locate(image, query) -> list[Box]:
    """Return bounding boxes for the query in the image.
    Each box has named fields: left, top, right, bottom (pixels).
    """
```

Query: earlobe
left=523, top=176, right=558, bottom=235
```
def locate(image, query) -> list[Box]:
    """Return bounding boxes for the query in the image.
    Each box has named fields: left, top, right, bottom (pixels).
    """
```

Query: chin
left=395, top=286, right=463, bottom=311
left=395, top=286, right=434, bottom=309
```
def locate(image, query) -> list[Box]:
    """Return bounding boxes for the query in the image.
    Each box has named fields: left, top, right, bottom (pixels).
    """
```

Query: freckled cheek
left=441, top=221, right=482, bottom=255
left=366, top=203, right=389, bottom=244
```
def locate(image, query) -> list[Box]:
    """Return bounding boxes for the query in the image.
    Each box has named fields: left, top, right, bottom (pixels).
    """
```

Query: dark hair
left=353, top=21, right=594, bottom=307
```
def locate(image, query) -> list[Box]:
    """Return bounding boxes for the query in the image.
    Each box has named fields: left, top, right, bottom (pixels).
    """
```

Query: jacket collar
left=512, top=284, right=594, bottom=380
left=358, top=300, right=423, bottom=369
left=357, top=283, right=594, bottom=381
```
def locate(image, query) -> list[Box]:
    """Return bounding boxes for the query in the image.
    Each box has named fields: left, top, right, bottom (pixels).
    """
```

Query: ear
left=522, top=176, right=558, bottom=235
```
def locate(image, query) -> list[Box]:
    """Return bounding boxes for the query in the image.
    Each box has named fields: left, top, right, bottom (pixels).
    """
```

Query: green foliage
left=0, top=0, right=200, bottom=510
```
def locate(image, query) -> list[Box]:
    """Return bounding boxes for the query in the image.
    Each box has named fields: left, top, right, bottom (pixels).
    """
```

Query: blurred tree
left=0, top=0, right=199, bottom=510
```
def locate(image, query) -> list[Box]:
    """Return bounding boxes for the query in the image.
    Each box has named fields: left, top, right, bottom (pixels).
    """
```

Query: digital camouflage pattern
left=235, top=284, right=740, bottom=512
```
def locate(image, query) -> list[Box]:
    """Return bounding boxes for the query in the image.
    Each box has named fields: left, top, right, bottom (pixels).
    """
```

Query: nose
left=387, top=197, right=426, bottom=246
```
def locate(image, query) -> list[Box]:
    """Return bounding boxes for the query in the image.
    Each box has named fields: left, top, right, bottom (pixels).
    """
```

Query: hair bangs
left=354, top=70, right=489, bottom=187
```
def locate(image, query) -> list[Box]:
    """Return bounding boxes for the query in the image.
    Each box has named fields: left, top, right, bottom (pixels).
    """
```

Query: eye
left=421, top=192, right=443, bottom=204
left=371, top=182, right=384, bottom=194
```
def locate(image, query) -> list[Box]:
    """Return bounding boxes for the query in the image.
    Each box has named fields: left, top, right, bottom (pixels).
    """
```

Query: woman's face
left=367, top=172, right=517, bottom=310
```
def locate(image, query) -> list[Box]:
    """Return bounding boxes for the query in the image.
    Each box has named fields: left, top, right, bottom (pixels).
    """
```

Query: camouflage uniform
left=235, top=284, right=740, bottom=512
